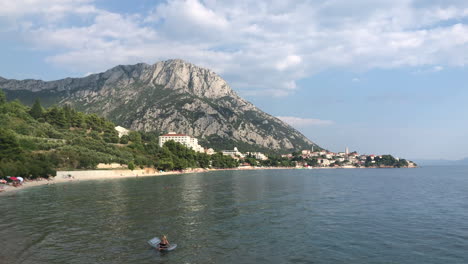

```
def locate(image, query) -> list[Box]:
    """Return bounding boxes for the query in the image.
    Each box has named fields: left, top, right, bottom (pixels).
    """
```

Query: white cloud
left=3, top=0, right=468, bottom=96
left=150, top=0, right=228, bottom=29
left=413, top=65, right=444, bottom=74
left=277, top=116, right=335, bottom=127
left=0, top=0, right=97, bottom=22
left=276, top=55, right=302, bottom=71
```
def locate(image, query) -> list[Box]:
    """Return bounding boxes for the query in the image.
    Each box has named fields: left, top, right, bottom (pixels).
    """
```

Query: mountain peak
left=0, top=59, right=319, bottom=151
left=162, top=58, right=190, bottom=64
left=150, top=59, right=235, bottom=99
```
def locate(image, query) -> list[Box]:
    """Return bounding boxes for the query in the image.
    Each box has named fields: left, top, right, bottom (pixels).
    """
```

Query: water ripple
left=1, top=167, right=468, bottom=263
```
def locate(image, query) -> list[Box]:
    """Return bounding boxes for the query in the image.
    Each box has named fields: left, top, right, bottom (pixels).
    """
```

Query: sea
left=0, top=166, right=467, bottom=264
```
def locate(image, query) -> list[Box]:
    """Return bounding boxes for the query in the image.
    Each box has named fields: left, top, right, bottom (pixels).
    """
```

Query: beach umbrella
left=17, top=177, right=24, bottom=182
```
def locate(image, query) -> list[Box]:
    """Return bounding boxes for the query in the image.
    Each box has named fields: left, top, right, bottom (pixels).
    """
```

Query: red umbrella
left=9, top=177, right=18, bottom=181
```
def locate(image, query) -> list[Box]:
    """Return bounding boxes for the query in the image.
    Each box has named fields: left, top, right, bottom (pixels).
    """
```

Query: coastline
left=0, top=168, right=194, bottom=195
left=0, top=165, right=416, bottom=195
left=0, top=166, right=290, bottom=195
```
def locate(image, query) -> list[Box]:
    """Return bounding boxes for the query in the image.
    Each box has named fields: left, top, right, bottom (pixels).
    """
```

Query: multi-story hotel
left=158, top=132, right=204, bottom=152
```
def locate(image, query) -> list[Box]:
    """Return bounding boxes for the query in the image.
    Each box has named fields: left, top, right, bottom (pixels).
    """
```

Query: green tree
left=128, top=131, right=142, bottom=143
left=245, top=156, right=258, bottom=166
left=45, top=107, right=68, bottom=128
left=0, top=129, right=22, bottom=160
left=103, top=131, right=119, bottom=143
left=155, top=158, right=174, bottom=171
left=85, top=114, right=104, bottom=131
left=397, top=159, right=409, bottom=167
left=197, top=153, right=211, bottom=168
left=0, top=89, right=6, bottom=104
left=120, top=135, right=129, bottom=144
left=71, top=111, right=86, bottom=128
left=173, top=157, right=188, bottom=170
left=128, top=161, right=135, bottom=170
left=29, top=98, right=44, bottom=119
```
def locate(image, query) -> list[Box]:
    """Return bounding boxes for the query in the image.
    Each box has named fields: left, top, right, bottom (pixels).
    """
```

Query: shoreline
left=0, top=168, right=198, bottom=195
left=0, top=165, right=416, bottom=195
left=0, top=166, right=277, bottom=195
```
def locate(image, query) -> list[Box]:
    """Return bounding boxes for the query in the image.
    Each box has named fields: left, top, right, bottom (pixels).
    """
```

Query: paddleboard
left=148, top=237, right=177, bottom=251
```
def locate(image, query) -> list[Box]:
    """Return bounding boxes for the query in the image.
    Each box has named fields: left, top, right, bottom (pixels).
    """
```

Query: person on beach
left=158, top=235, right=170, bottom=250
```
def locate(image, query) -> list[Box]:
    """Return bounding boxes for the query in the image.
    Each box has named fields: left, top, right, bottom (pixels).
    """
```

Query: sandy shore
left=0, top=168, right=202, bottom=195
left=0, top=166, right=297, bottom=195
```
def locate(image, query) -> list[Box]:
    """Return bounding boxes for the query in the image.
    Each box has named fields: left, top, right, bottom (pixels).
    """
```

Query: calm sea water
left=1, top=167, right=467, bottom=264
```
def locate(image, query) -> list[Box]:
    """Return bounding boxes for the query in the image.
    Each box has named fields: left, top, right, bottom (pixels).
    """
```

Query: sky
left=1, top=0, right=468, bottom=160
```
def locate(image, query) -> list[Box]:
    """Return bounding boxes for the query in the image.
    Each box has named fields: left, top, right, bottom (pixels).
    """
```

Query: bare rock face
left=0, top=59, right=319, bottom=152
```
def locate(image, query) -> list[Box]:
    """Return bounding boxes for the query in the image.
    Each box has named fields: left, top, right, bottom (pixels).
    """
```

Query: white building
left=205, top=148, right=215, bottom=155
left=159, top=132, right=204, bottom=152
left=246, top=152, right=268, bottom=160
left=222, top=147, right=244, bottom=158
left=317, top=158, right=331, bottom=166
left=115, top=126, right=129, bottom=138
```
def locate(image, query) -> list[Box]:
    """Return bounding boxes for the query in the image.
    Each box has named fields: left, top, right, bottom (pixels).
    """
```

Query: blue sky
left=1, top=0, right=468, bottom=160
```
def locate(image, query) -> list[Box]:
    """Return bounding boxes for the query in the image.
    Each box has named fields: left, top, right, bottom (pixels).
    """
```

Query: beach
left=0, top=168, right=205, bottom=195
left=0, top=166, right=296, bottom=195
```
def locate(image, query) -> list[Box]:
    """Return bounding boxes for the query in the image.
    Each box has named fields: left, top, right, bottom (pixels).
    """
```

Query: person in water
left=158, top=235, right=170, bottom=250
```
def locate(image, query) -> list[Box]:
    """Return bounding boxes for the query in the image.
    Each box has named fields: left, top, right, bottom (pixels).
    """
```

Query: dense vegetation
left=364, top=155, right=409, bottom=168
left=0, top=89, right=240, bottom=179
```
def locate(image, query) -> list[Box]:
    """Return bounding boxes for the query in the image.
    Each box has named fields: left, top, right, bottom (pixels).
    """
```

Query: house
left=115, top=126, right=129, bottom=138
left=205, top=148, right=215, bottom=155
left=317, top=159, right=331, bottom=166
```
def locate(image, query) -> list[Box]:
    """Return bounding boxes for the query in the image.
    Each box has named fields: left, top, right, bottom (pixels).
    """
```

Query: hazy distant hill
left=0, top=59, right=320, bottom=152
left=414, top=158, right=468, bottom=166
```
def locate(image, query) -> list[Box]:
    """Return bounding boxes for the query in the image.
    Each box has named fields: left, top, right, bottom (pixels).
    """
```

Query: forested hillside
left=0, top=89, right=239, bottom=179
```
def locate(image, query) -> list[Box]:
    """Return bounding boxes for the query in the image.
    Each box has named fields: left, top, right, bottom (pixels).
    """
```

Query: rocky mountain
left=0, top=59, right=320, bottom=152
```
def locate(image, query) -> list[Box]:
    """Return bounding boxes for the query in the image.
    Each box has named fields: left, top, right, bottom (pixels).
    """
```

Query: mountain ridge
left=1, top=59, right=320, bottom=152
